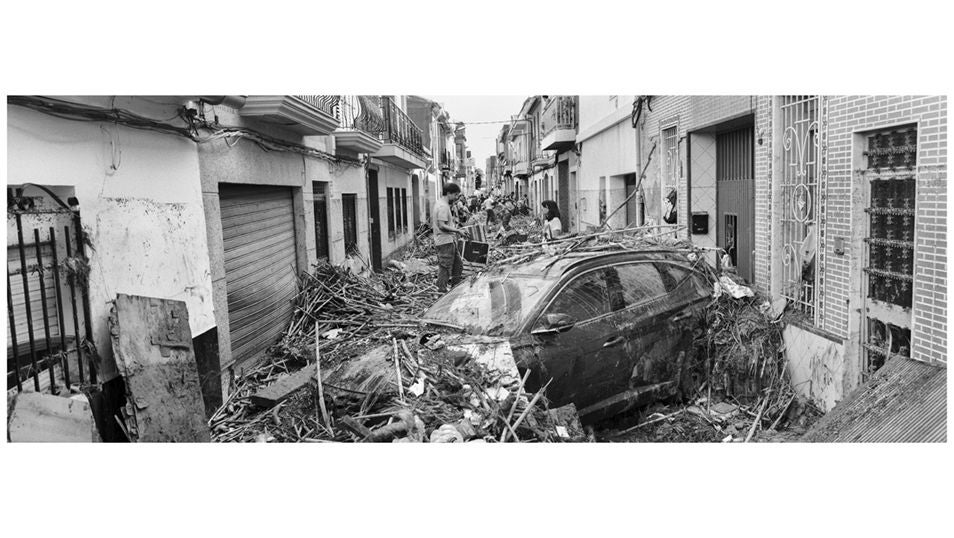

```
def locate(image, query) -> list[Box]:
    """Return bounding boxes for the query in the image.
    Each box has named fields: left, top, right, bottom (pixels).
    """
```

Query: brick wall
left=753, top=96, right=773, bottom=295
left=823, top=95, right=947, bottom=364
left=638, top=96, right=756, bottom=243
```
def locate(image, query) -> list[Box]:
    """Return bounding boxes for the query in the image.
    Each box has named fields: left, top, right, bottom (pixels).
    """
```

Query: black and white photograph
left=6, top=92, right=947, bottom=445
left=2, top=2, right=951, bottom=536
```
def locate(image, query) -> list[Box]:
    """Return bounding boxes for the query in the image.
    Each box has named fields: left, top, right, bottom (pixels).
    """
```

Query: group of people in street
left=431, top=182, right=564, bottom=293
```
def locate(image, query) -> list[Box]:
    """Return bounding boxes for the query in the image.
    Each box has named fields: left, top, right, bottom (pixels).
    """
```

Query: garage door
left=219, top=184, right=299, bottom=368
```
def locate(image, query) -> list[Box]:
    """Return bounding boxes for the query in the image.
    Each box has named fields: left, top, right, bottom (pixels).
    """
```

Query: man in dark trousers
left=433, top=182, right=468, bottom=292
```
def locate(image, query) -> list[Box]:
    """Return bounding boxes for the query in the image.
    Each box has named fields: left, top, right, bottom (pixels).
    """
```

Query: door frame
left=366, top=168, right=383, bottom=272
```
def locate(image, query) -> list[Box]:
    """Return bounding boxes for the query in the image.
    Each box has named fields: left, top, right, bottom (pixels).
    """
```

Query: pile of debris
left=597, top=271, right=819, bottom=443
left=210, top=262, right=584, bottom=443
left=489, top=223, right=696, bottom=267
left=276, top=261, right=437, bottom=363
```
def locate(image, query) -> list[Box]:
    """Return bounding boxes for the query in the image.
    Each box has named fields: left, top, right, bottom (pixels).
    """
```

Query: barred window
left=779, top=95, right=819, bottom=321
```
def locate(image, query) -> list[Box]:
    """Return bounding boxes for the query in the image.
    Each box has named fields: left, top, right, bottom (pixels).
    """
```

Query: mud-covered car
left=422, top=249, right=714, bottom=423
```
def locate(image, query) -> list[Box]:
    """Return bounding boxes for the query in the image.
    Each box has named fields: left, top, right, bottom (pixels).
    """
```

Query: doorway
left=366, top=169, right=383, bottom=272
left=411, top=174, right=421, bottom=228
left=558, top=160, right=570, bottom=227
left=624, top=173, right=639, bottom=226
left=716, top=125, right=755, bottom=282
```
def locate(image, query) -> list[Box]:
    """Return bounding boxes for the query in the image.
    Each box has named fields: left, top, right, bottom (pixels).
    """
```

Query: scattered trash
left=429, top=424, right=464, bottom=443
left=716, top=275, right=754, bottom=299
left=322, top=328, right=344, bottom=340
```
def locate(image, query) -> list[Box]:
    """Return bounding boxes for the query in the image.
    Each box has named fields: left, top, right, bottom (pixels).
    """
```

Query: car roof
left=492, top=248, right=697, bottom=279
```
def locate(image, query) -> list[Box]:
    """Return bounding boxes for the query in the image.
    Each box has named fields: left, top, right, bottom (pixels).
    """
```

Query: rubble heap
left=210, top=261, right=583, bottom=443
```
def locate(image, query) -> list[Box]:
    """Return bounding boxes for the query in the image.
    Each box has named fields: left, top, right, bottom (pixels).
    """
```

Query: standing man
left=483, top=194, right=497, bottom=225
left=433, top=182, right=468, bottom=293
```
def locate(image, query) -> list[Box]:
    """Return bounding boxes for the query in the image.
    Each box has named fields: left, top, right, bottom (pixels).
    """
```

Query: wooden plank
left=249, top=363, right=317, bottom=408
left=249, top=345, right=396, bottom=408
left=8, top=391, right=98, bottom=442
left=110, top=294, right=209, bottom=442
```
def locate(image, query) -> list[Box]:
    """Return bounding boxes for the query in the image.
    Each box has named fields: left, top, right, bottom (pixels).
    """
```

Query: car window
left=424, top=274, right=554, bottom=336
left=657, top=262, right=712, bottom=297
left=545, top=269, right=612, bottom=322
left=656, top=262, right=690, bottom=292
left=616, top=262, right=668, bottom=307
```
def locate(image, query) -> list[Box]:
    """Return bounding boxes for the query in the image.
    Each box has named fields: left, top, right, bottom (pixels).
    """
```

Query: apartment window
left=313, top=182, right=330, bottom=260
left=342, top=193, right=358, bottom=254
left=386, top=187, right=395, bottom=238
left=400, top=188, right=408, bottom=233
left=861, top=125, right=917, bottom=375
left=779, top=95, right=819, bottom=321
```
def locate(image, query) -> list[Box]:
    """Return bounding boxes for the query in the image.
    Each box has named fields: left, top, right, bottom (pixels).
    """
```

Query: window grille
left=779, top=95, right=819, bottom=320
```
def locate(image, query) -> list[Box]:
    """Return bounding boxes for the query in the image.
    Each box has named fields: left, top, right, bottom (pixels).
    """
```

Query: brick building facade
left=749, top=95, right=947, bottom=409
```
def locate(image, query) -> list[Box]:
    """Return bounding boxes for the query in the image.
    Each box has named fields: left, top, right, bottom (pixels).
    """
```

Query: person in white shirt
left=482, top=195, right=497, bottom=224
left=541, top=200, right=563, bottom=241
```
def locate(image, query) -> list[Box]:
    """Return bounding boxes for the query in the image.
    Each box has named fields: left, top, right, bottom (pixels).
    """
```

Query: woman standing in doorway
left=541, top=200, right=563, bottom=241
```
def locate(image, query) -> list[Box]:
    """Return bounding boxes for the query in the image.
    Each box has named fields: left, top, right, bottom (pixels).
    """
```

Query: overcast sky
left=426, top=95, right=527, bottom=171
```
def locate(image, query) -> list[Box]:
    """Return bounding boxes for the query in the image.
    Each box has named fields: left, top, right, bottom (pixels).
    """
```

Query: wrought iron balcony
left=541, top=96, right=577, bottom=151
left=373, top=96, right=427, bottom=169
left=239, top=95, right=339, bottom=135
left=330, top=95, right=385, bottom=155
left=439, top=149, right=453, bottom=170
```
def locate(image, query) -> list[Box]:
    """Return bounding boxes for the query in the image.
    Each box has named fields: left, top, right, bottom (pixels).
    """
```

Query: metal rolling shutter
left=219, top=184, right=298, bottom=368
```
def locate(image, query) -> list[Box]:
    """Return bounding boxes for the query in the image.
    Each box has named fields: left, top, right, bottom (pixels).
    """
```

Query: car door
left=614, top=261, right=681, bottom=396
left=654, top=261, right=713, bottom=391
left=523, top=267, right=627, bottom=410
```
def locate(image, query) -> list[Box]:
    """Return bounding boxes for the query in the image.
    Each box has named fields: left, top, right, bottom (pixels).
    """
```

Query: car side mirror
left=531, top=313, right=577, bottom=335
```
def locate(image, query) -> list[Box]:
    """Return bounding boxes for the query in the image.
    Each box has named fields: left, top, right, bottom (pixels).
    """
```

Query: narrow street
left=4, top=6, right=952, bottom=538
left=3, top=94, right=945, bottom=446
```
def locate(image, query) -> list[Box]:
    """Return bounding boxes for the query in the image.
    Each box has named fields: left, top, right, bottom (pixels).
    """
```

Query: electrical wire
left=8, top=96, right=363, bottom=167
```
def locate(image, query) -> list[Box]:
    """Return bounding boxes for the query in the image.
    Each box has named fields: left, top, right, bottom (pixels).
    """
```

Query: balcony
left=239, top=95, right=339, bottom=135
left=541, top=96, right=577, bottom=151
left=372, top=96, right=427, bottom=170
left=439, top=149, right=453, bottom=170
left=513, top=159, right=529, bottom=177
left=331, top=95, right=384, bottom=155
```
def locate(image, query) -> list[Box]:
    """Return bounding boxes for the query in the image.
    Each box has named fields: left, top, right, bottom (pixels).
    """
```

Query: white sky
left=426, top=95, right=527, bottom=172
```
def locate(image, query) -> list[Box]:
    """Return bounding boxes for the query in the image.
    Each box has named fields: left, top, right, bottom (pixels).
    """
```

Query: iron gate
left=7, top=188, right=95, bottom=394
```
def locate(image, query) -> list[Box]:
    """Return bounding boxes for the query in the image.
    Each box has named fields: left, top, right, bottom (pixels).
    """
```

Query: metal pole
left=64, top=226, right=85, bottom=384
left=34, top=228, right=58, bottom=394
left=7, top=271, right=23, bottom=392
left=49, top=227, right=71, bottom=389
left=15, top=213, right=41, bottom=392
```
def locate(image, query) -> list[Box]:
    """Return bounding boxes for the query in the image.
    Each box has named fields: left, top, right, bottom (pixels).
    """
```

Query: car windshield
left=423, top=273, right=555, bottom=336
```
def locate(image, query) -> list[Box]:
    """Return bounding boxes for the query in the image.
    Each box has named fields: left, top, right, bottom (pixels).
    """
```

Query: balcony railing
left=295, top=95, right=339, bottom=115
left=380, top=96, right=425, bottom=158
left=541, top=96, right=577, bottom=139
left=332, top=95, right=385, bottom=134
left=240, top=95, right=339, bottom=135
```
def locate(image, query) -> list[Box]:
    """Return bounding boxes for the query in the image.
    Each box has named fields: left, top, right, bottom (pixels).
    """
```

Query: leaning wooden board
left=109, top=294, right=209, bottom=442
